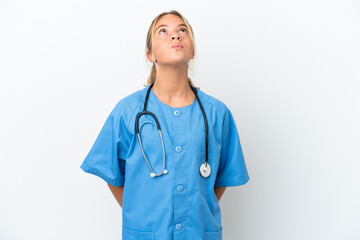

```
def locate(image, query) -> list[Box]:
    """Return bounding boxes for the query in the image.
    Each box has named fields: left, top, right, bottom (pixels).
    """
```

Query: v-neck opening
left=149, top=86, right=197, bottom=111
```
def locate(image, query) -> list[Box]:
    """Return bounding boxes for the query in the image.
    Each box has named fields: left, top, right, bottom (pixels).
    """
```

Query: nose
left=171, top=34, right=181, bottom=41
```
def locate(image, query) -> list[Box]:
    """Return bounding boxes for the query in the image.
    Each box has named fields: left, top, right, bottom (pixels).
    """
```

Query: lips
left=172, top=44, right=183, bottom=49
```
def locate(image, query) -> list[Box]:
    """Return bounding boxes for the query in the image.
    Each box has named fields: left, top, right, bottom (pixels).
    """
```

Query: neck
left=152, top=63, right=193, bottom=99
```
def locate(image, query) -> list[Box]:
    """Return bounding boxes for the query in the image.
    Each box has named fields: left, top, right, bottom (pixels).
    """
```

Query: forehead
left=155, top=14, right=186, bottom=28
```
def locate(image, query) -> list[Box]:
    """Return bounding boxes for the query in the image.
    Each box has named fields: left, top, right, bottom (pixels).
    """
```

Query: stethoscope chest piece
left=200, top=162, right=211, bottom=178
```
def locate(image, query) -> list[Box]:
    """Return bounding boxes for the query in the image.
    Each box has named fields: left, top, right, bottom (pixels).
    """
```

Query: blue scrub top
left=80, top=84, right=250, bottom=240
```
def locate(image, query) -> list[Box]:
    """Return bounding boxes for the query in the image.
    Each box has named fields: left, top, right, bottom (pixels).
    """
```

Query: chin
left=165, top=58, right=191, bottom=65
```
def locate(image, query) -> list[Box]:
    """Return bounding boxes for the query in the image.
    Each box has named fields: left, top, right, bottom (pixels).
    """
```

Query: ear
left=147, top=51, right=154, bottom=62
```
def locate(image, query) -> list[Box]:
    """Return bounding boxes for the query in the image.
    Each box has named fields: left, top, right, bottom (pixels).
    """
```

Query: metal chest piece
left=200, top=162, right=211, bottom=177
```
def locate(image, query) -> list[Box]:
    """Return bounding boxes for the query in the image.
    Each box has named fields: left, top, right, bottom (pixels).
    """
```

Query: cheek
left=155, top=34, right=168, bottom=43
left=153, top=42, right=167, bottom=56
left=182, top=36, right=192, bottom=46
left=184, top=40, right=194, bottom=53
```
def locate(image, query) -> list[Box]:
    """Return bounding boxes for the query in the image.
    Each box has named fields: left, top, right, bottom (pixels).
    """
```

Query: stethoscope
left=135, top=82, right=211, bottom=178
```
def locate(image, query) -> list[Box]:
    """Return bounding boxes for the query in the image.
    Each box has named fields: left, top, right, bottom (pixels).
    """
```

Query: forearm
left=214, top=186, right=226, bottom=201
left=107, top=183, right=124, bottom=208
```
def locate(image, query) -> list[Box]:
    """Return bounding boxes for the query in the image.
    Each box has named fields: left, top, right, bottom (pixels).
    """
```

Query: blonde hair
left=144, top=10, right=199, bottom=89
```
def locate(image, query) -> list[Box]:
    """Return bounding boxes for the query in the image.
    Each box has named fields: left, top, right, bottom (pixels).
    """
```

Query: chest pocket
left=198, top=151, right=220, bottom=196
left=122, top=226, right=155, bottom=240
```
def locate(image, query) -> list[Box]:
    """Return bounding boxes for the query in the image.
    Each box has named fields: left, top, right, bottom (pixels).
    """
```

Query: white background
left=0, top=0, right=359, bottom=239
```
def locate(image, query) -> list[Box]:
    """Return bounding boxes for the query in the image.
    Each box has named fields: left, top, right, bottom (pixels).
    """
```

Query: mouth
left=171, top=44, right=183, bottom=49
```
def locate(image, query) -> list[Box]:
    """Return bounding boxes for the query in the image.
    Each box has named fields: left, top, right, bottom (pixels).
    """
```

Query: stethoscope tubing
left=190, top=83, right=209, bottom=167
left=135, top=82, right=209, bottom=177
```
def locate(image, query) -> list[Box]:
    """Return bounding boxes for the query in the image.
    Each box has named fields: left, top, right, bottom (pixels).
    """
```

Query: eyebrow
left=155, top=24, right=188, bottom=31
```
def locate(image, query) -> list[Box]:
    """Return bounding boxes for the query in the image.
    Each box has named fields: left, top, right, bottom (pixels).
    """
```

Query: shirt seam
left=126, top=100, right=143, bottom=134
left=80, top=161, right=124, bottom=186
left=215, top=174, right=249, bottom=187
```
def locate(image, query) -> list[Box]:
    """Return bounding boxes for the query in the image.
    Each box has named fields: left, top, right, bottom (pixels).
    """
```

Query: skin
left=108, top=183, right=124, bottom=207
left=146, top=13, right=196, bottom=107
left=108, top=14, right=226, bottom=208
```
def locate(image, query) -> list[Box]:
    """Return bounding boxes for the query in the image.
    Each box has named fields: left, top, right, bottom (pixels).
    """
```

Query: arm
left=107, top=183, right=124, bottom=208
left=214, top=186, right=226, bottom=201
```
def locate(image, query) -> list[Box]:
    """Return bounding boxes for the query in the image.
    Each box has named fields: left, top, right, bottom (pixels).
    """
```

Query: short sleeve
left=80, top=102, right=130, bottom=187
left=214, top=106, right=250, bottom=187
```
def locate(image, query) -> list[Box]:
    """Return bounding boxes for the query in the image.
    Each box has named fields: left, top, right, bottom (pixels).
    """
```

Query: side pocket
left=122, top=226, right=155, bottom=240
left=203, top=226, right=223, bottom=240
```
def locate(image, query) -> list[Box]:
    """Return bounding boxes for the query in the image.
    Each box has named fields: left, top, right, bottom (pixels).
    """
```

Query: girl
left=80, top=10, right=249, bottom=240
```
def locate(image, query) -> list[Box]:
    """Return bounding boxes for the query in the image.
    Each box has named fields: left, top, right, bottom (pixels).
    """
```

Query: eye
left=159, top=28, right=166, bottom=33
left=180, top=28, right=188, bottom=33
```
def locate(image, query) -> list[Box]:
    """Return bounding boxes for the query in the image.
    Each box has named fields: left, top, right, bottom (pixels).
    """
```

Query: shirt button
left=174, top=110, right=181, bottom=116
left=176, top=185, right=184, bottom=192
left=175, top=146, right=182, bottom=152
left=175, top=223, right=183, bottom=230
